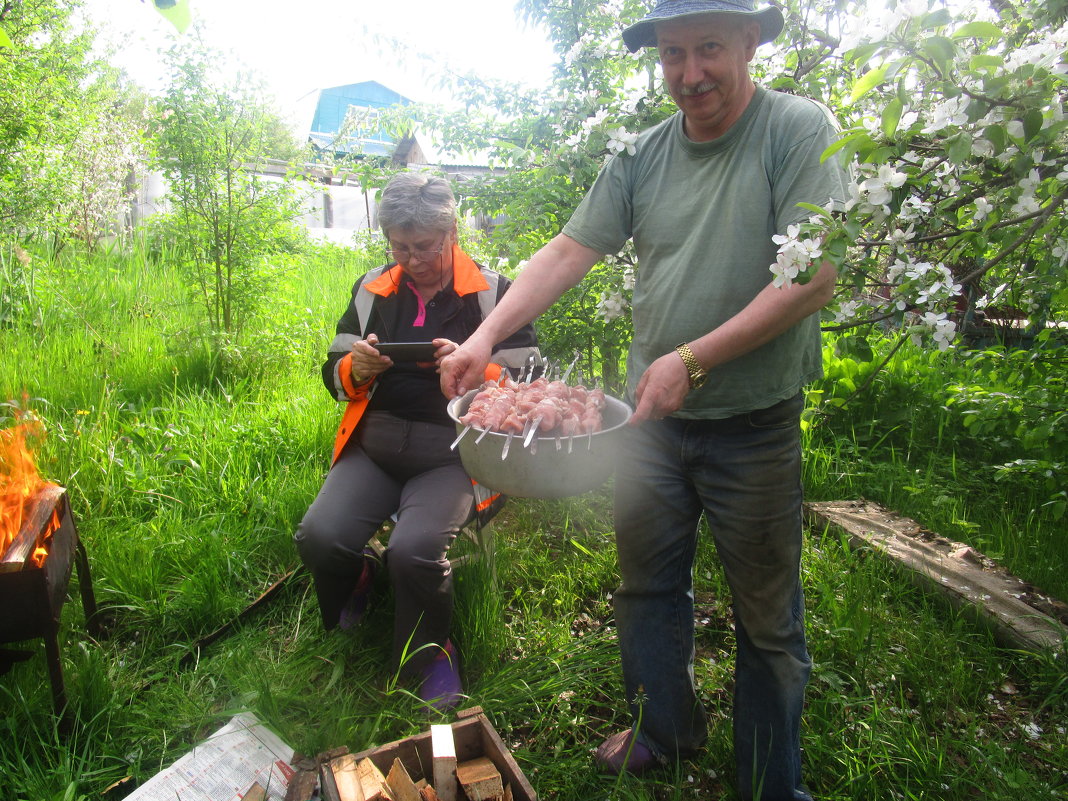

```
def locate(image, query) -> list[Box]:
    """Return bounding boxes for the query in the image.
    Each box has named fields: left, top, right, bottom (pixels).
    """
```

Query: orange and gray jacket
left=323, top=245, right=541, bottom=465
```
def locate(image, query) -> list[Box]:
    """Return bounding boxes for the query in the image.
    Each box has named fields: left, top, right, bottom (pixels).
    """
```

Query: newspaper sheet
left=124, top=711, right=296, bottom=801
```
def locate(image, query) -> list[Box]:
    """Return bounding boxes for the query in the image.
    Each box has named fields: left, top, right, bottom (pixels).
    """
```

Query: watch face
left=692, top=371, right=708, bottom=388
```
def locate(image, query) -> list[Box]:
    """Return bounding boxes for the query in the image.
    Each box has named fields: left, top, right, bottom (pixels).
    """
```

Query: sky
left=79, top=0, right=559, bottom=134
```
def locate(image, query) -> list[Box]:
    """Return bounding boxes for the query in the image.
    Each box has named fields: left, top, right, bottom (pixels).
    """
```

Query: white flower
left=1011, top=194, right=1041, bottom=215
left=1052, top=238, right=1068, bottom=266
left=597, top=291, right=627, bottom=321
left=605, top=126, right=638, bottom=156
left=621, top=267, right=636, bottom=291
left=770, top=252, right=802, bottom=288
left=922, top=96, right=970, bottom=133
left=833, top=299, right=859, bottom=323
left=772, top=223, right=802, bottom=247
left=769, top=225, right=822, bottom=289
left=1021, top=721, right=1042, bottom=740
left=889, top=226, right=915, bottom=251
left=970, top=138, right=995, bottom=158
left=974, top=197, right=993, bottom=221
left=1019, top=169, right=1041, bottom=194
left=861, top=164, right=908, bottom=206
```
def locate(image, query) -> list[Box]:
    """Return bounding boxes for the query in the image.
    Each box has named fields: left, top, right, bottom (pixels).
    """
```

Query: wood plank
left=347, top=712, right=537, bottom=801
left=456, top=757, right=503, bottom=801
left=356, top=757, right=395, bottom=801
left=329, top=754, right=367, bottom=801
left=430, top=724, right=457, bottom=801
left=805, top=500, right=1068, bottom=653
left=386, top=757, right=422, bottom=801
left=0, top=484, right=64, bottom=572
left=283, top=769, right=318, bottom=801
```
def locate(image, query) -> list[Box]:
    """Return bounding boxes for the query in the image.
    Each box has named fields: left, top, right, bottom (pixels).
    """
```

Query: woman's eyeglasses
left=388, top=236, right=446, bottom=264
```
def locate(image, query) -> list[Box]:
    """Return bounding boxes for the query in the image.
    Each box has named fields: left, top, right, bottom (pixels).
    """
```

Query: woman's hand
left=350, top=333, right=392, bottom=383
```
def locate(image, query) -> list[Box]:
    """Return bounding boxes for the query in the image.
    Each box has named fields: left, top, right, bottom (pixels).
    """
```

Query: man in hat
left=441, top=1, right=850, bottom=797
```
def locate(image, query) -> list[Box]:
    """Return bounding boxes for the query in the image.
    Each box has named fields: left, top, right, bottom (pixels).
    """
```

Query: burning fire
left=1, top=419, right=59, bottom=568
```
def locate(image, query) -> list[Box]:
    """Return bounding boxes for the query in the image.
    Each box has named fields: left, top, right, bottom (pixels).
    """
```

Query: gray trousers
left=294, top=411, right=474, bottom=675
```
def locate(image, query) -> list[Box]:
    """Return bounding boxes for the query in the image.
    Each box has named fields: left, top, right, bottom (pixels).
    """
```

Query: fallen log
left=805, top=500, right=1068, bottom=655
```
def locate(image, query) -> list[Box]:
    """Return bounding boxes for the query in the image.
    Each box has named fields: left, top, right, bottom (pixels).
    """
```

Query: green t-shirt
left=563, top=87, right=851, bottom=418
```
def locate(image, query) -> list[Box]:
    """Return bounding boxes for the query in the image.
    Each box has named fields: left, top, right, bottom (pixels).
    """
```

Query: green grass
left=0, top=243, right=1065, bottom=800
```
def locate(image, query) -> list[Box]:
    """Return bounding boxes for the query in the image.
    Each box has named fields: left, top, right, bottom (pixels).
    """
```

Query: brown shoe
left=594, top=729, right=659, bottom=775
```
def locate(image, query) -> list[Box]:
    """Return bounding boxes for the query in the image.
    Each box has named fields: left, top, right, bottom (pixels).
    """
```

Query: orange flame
left=1, top=419, right=58, bottom=565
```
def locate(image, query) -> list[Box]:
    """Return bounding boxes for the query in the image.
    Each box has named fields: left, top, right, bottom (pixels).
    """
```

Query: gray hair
left=377, top=172, right=457, bottom=236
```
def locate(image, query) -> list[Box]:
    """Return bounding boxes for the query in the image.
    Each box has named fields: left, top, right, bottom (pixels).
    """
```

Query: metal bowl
left=446, top=389, right=633, bottom=499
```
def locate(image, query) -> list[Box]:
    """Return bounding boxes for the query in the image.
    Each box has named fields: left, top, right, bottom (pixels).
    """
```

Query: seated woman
left=294, top=172, right=540, bottom=711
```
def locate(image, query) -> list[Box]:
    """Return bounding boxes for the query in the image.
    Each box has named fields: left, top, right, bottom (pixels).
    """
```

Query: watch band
left=674, top=342, right=707, bottom=389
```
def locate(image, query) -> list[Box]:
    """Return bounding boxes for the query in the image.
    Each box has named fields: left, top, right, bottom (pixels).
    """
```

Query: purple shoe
left=419, top=640, right=463, bottom=712
left=594, top=729, right=659, bottom=775
left=337, top=554, right=376, bottom=631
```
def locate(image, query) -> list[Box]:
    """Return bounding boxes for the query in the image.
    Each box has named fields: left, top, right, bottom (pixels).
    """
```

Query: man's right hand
left=440, top=336, right=493, bottom=399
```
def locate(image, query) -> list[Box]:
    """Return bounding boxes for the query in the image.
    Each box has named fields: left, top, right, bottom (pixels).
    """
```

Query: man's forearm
left=688, top=259, right=837, bottom=370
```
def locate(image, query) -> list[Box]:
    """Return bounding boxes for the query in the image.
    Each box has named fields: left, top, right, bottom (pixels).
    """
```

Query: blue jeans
left=613, top=394, right=813, bottom=801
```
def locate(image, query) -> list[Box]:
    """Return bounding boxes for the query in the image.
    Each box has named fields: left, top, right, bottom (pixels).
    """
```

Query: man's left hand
left=630, top=350, right=691, bottom=423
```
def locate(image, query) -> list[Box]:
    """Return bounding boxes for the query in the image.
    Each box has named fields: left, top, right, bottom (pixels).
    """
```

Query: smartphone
left=374, top=342, right=438, bottom=361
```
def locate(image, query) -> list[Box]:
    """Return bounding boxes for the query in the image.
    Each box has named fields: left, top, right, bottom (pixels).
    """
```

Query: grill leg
left=73, top=536, right=100, bottom=637
left=43, top=619, right=68, bottom=718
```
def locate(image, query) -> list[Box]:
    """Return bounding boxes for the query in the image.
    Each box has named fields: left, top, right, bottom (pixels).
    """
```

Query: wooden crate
left=321, top=707, right=536, bottom=801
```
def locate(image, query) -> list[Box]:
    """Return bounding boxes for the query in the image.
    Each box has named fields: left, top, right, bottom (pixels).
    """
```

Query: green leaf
left=847, top=64, right=889, bottom=106
left=983, top=124, right=1006, bottom=153
left=1023, top=109, right=1043, bottom=142
left=970, top=53, right=1003, bottom=71
left=881, top=98, right=904, bottom=138
left=153, top=0, right=193, bottom=34
left=952, top=21, right=1002, bottom=40
left=920, top=8, right=953, bottom=29
left=920, top=36, right=957, bottom=73
left=821, top=130, right=867, bottom=161
left=0, top=25, right=12, bottom=49
left=848, top=42, right=882, bottom=68
left=947, top=132, right=972, bottom=165
left=796, top=201, right=833, bottom=220
left=836, top=336, right=875, bottom=363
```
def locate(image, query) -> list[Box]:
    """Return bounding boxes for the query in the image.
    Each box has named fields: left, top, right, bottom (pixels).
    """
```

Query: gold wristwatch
left=675, top=343, right=708, bottom=389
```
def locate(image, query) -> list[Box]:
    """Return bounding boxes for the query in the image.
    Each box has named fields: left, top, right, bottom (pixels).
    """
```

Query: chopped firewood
left=415, top=778, right=428, bottom=789
left=456, top=757, right=503, bottom=801
left=419, top=786, right=441, bottom=801
left=356, top=757, right=395, bottom=801
left=0, top=484, right=64, bottom=572
left=502, top=785, right=512, bottom=801
left=284, top=769, right=319, bottom=801
left=430, top=724, right=457, bottom=801
left=241, top=783, right=267, bottom=801
left=385, top=757, right=422, bottom=801
left=329, top=754, right=367, bottom=801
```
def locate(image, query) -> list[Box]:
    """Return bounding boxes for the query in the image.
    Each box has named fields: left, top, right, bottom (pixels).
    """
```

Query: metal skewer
left=475, top=425, right=492, bottom=444
left=523, top=418, right=542, bottom=449
left=450, top=425, right=472, bottom=450
left=501, top=431, right=514, bottom=460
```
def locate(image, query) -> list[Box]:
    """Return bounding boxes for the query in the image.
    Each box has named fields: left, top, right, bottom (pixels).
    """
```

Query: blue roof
left=309, top=81, right=412, bottom=156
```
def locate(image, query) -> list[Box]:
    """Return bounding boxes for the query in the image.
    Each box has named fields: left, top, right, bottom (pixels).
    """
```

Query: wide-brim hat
left=622, top=0, right=786, bottom=53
